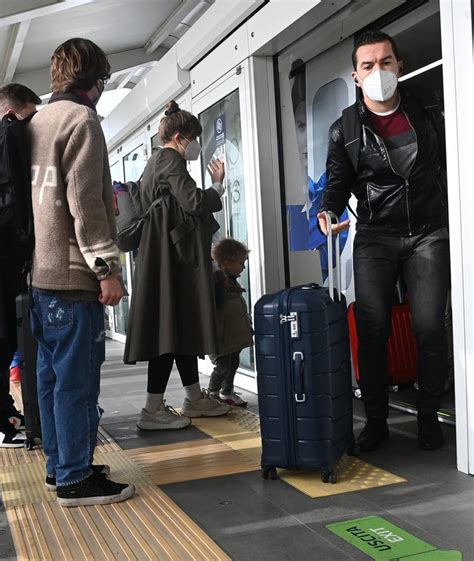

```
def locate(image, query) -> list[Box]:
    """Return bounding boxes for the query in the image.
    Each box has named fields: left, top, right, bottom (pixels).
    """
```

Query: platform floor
left=1, top=340, right=473, bottom=560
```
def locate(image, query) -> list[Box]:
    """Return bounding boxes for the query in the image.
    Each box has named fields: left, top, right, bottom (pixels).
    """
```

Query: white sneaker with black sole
left=56, top=473, right=135, bottom=507
left=137, top=403, right=191, bottom=430
left=45, top=464, right=111, bottom=491
left=0, top=429, right=27, bottom=448
left=181, top=390, right=231, bottom=418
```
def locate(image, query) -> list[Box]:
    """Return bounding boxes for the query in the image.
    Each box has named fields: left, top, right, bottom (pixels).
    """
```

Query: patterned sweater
left=27, top=99, right=120, bottom=293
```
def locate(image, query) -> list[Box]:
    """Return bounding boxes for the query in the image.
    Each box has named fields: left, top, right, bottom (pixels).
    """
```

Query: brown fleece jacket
left=27, top=99, right=120, bottom=293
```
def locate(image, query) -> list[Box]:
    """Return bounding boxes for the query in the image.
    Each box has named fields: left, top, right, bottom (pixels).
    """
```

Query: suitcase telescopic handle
left=293, top=352, right=306, bottom=403
left=323, top=211, right=341, bottom=302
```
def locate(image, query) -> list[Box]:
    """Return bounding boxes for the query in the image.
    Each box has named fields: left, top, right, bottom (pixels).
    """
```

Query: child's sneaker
left=181, top=390, right=230, bottom=417
left=9, top=366, right=21, bottom=383
left=8, top=410, right=25, bottom=431
left=0, top=428, right=27, bottom=448
left=137, top=403, right=191, bottom=430
left=57, top=473, right=135, bottom=507
left=219, top=391, right=247, bottom=407
left=45, top=464, right=111, bottom=491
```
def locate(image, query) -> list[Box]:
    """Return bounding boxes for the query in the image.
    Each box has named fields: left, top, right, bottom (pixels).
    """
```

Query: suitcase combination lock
left=280, top=312, right=299, bottom=338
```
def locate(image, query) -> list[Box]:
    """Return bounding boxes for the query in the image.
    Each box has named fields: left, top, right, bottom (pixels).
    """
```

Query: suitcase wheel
left=321, top=470, right=337, bottom=484
left=261, top=467, right=277, bottom=480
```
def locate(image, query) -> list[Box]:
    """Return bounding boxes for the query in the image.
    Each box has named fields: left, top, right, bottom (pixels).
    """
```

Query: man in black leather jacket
left=318, top=30, right=449, bottom=452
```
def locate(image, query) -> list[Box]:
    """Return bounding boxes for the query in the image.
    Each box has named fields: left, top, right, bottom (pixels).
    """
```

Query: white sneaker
left=0, top=429, right=27, bottom=448
left=181, top=390, right=231, bottom=418
left=219, top=391, right=247, bottom=407
left=137, top=403, right=191, bottom=430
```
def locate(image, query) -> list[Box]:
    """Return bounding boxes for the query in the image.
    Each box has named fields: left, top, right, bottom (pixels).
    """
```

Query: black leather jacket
left=321, top=86, right=448, bottom=236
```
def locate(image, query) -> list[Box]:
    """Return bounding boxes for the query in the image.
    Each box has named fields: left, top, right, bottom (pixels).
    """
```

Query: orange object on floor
left=9, top=366, right=21, bottom=383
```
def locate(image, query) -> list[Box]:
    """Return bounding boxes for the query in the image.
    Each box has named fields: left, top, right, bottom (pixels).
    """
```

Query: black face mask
left=94, top=79, right=105, bottom=106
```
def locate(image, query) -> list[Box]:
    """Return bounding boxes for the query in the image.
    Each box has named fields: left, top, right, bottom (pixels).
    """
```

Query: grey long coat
left=124, top=147, right=222, bottom=363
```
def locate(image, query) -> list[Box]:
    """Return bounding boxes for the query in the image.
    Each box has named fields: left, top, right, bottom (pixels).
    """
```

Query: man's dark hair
left=50, top=38, right=111, bottom=93
left=352, top=30, right=400, bottom=69
left=0, top=83, right=41, bottom=113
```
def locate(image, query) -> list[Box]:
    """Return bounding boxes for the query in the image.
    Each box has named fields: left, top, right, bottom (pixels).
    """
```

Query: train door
left=191, top=62, right=262, bottom=393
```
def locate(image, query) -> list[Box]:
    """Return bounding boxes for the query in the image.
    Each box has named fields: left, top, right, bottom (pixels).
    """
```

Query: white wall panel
left=247, top=0, right=350, bottom=56
left=177, top=0, right=265, bottom=70
left=190, top=25, right=249, bottom=97
left=440, top=0, right=474, bottom=474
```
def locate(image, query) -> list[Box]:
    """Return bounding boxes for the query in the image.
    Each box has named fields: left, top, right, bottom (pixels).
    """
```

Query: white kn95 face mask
left=361, top=69, right=398, bottom=102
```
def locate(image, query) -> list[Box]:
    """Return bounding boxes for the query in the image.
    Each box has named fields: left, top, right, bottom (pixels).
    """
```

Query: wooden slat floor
left=1, top=382, right=232, bottom=561
left=127, top=439, right=260, bottom=486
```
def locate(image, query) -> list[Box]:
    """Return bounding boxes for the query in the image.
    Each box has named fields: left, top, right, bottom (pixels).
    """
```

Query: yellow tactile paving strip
left=191, top=408, right=406, bottom=497
left=2, top=385, right=231, bottom=561
left=127, top=438, right=260, bottom=485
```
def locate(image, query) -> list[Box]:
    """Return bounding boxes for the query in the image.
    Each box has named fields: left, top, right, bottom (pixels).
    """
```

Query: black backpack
left=0, top=114, right=34, bottom=269
left=114, top=177, right=165, bottom=253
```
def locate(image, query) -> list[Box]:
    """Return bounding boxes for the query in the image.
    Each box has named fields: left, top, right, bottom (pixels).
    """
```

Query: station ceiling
left=0, top=0, right=214, bottom=99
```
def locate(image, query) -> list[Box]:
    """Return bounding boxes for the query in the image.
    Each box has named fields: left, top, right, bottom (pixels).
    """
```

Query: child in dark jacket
left=208, top=239, right=253, bottom=406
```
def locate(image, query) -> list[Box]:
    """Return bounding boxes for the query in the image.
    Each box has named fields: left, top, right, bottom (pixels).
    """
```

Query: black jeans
left=353, top=227, right=450, bottom=420
left=0, top=263, right=19, bottom=429
left=147, top=354, right=199, bottom=394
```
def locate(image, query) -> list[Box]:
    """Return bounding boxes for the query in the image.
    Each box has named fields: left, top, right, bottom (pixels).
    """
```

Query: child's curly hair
left=212, top=238, right=249, bottom=266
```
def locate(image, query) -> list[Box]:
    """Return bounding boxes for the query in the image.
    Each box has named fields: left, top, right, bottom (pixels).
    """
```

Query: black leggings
left=147, top=354, right=199, bottom=394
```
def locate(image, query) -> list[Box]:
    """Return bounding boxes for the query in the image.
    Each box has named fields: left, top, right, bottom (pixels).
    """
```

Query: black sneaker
left=8, top=410, right=25, bottom=431
left=0, top=428, right=27, bottom=448
left=356, top=420, right=389, bottom=452
left=57, top=473, right=135, bottom=507
left=45, top=464, right=111, bottom=491
left=418, top=413, right=444, bottom=451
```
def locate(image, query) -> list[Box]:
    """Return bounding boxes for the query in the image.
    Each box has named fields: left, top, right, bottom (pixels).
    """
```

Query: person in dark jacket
left=0, top=83, right=40, bottom=448
left=125, top=100, right=230, bottom=430
left=208, top=238, right=253, bottom=407
left=318, top=30, right=449, bottom=452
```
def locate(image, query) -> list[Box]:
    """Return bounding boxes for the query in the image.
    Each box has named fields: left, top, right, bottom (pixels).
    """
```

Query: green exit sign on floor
left=327, top=516, right=462, bottom=560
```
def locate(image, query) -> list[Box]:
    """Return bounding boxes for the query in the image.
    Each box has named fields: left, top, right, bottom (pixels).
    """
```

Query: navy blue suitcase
left=254, top=217, right=355, bottom=483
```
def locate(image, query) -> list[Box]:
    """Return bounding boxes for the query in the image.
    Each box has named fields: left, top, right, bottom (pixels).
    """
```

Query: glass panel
left=108, top=160, right=121, bottom=335
left=104, top=306, right=112, bottom=332
left=113, top=252, right=129, bottom=335
left=151, top=131, right=162, bottom=154
left=110, top=144, right=148, bottom=336
left=123, top=144, right=146, bottom=183
left=199, top=89, right=254, bottom=370
left=392, top=13, right=441, bottom=75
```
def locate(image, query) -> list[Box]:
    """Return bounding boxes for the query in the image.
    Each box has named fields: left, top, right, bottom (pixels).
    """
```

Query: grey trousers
left=208, top=352, right=240, bottom=394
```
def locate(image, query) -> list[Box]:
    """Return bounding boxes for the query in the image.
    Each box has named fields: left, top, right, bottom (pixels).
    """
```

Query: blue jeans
left=353, top=227, right=450, bottom=420
left=30, top=290, right=105, bottom=486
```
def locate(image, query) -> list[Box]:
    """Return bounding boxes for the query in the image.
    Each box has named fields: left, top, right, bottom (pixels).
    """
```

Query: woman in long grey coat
left=124, top=100, right=230, bottom=430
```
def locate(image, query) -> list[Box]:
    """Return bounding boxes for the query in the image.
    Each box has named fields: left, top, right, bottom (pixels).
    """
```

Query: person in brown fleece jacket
left=27, top=38, right=134, bottom=507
